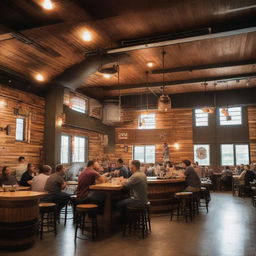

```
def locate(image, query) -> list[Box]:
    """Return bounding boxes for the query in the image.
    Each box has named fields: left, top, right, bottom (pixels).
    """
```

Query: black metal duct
left=53, top=54, right=125, bottom=90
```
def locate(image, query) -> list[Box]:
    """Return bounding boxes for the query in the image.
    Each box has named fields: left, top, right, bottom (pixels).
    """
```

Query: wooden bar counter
left=147, top=178, right=186, bottom=213
left=0, top=191, right=46, bottom=250
left=89, top=178, right=186, bottom=230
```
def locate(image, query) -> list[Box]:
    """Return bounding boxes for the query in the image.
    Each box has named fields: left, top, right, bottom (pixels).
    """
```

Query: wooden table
left=0, top=191, right=46, bottom=250
left=89, top=183, right=125, bottom=231
left=0, top=186, right=31, bottom=192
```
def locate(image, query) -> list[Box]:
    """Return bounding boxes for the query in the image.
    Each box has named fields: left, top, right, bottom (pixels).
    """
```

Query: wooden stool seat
left=39, top=203, right=56, bottom=208
left=76, top=204, right=98, bottom=210
left=175, top=192, right=193, bottom=198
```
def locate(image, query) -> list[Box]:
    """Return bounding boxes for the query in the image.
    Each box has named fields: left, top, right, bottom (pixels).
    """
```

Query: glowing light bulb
left=174, top=143, right=180, bottom=149
left=0, top=99, right=7, bottom=108
left=34, top=73, right=45, bottom=82
left=81, top=31, right=92, bottom=42
left=146, top=61, right=155, bottom=68
left=103, top=74, right=111, bottom=79
left=42, top=0, right=54, bottom=10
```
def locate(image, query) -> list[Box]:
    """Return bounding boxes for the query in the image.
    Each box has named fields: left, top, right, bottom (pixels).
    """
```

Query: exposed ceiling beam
left=151, top=60, right=256, bottom=74
left=103, top=72, right=256, bottom=91
left=107, top=26, right=256, bottom=54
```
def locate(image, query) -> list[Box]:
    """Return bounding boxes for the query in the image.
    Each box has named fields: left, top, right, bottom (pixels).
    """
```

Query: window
left=194, top=144, right=210, bottom=165
left=15, top=117, right=25, bottom=141
left=235, top=145, right=249, bottom=165
left=133, top=145, right=155, bottom=163
left=61, top=135, right=70, bottom=164
left=219, top=107, right=242, bottom=125
left=195, top=109, right=208, bottom=126
left=138, top=113, right=156, bottom=129
left=70, top=96, right=87, bottom=114
left=73, top=136, right=88, bottom=163
left=221, top=144, right=249, bottom=166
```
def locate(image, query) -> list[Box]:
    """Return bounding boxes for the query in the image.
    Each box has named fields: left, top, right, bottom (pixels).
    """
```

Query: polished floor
left=1, top=192, right=256, bottom=256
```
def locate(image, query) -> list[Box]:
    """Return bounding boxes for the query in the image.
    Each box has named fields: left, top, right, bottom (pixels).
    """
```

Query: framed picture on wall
left=194, top=144, right=210, bottom=165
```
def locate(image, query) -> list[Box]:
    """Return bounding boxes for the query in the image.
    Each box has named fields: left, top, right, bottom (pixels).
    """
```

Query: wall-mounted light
left=56, top=113, right=65, bottom=127
left=0, top=99, right=7, bottom=108
left=174, top=142, right=180, bottom=149
left=0, top=125, right=11, bottom=135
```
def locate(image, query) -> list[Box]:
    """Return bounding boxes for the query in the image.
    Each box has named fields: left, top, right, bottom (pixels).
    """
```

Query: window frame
left=15, top=116, right=26, bottom=142
left=60, top=134, right=71, bottom=164
left=218, top=107, right=242, bottom=126
left=220, top=143, right=250, bottom=166
left=133, top=145, right=156, bottom=163
left=72, top=135, right=88, bottom=163
left=70, top=96, right=88, bottom=114
left=194, top=109, right=209, bottom=127
left=138, top=113, right=156, bottom=129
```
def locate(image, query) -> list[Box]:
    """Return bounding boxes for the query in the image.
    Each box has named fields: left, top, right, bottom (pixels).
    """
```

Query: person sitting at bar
left=20, top=163, right=35, bottom=186
left=14, top=156, right=27, bottom=183
left=181, top=160, right=201, bottom=192
left=43, top=164, right=70, bottom=212
left=117, top=160, right=148, bottom=217
left=0, top=166, right=17, bottom=186
left=76, top=160, right=105, bottom=206
left=31, top=165, right=51, bottom=192
left=114, top=158, right=130, bottom=178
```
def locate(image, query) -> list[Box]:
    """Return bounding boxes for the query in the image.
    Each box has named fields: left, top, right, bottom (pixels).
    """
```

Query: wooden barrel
left=0, top=197, right=40, bottom=250
left=147, top=180, right=186, bottom=213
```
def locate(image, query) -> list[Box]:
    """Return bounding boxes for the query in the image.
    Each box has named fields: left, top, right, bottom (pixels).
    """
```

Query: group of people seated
left=221, top=164, right=256, bottom=189
left=0, top=156, right=203, bottom=219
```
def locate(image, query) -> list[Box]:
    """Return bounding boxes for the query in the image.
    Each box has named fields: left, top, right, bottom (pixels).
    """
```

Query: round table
left=0, top=191, right=46, bottom=250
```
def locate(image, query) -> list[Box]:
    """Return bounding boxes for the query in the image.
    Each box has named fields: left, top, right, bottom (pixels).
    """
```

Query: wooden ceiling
left=0, top=0, right=256, bottom=97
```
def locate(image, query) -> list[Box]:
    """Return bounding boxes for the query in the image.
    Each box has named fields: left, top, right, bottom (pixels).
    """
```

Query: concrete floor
left=1, top=192, right=256, bottom=256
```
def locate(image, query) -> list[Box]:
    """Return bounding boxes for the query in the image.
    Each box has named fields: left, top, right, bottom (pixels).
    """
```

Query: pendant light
left=158, top=49, right=171, bottom=112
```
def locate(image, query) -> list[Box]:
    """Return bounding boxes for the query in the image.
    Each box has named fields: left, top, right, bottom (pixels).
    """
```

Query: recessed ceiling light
left=103, top=74, right=111, bottom=79
left=146, top=61, right=155, bottom=68
left=34, top=73, right=45, bottom=82
left=42, top=0, right=54, bottom=10
left=81, top=31, right=92, bottom=42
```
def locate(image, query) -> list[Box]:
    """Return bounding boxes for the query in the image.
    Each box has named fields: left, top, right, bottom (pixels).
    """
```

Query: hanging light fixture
left=158, top=49, right=171, bottom=112
left=201, top=82, right=215, bottom=114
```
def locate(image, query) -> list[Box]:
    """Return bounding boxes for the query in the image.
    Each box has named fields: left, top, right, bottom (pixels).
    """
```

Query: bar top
left=0, top=191, right=47, bottom=201
left=146, top=177, right=185, bottom=184
left=89, top=178, right=186, bottom=190
left=89, top=183, right=123, bottom=191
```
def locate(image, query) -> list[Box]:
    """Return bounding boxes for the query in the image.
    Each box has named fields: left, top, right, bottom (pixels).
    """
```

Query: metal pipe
left=107, top=27, right=256, bottom=54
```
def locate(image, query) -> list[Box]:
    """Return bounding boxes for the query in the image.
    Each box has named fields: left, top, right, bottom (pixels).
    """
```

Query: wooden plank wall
left=248, top=106, right=256, bottom=162
left=114, top=109, right=193, bottom=164
left=0, top=85, right=45, bottom=168
left=61, top=126, right=105, bottom=161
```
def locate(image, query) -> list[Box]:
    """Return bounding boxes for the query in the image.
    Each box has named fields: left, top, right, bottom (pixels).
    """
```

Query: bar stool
left=170, top=192, right=193, bottom=222
left=70, top=194, right=77, bottom=223
left=38, top=203, right=57, bottom=240
left=74, top=204, right=98, bottom=241
left=123, top=204, right=149, bottom=239
left=60, top=198, right=74, bottom=225
left=199, top=187, right=209, bottom=213
left=192, top=191, right=200, bottom=215
left=146, top=201, right=151, bottom=232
